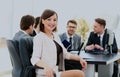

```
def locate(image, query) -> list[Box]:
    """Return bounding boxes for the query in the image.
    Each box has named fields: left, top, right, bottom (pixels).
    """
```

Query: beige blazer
left=31, top=32, right=71, bottom=74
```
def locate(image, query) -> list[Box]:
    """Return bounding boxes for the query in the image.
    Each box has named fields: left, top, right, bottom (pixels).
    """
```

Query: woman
left=31, top=9, right=87, bottom=77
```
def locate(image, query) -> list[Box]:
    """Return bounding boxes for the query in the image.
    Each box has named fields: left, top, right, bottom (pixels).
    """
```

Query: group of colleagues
left=12, top=9, right=118, bottom=77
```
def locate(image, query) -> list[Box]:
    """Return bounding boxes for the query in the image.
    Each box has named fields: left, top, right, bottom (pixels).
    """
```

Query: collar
left=21, top=30, right=29, bottom=35
left=98, top=31, right=104, bottom=38
left=66, top=32, right=74, bottom=38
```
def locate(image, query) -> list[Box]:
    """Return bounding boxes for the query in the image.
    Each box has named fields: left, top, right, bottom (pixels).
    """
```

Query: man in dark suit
left=13, top=15, right=35, bottom=66
left=13, top=15, right=34, bottom=43
left=59, top=19, right=82, bottom=70
left=85, top=18, right=118, bottom=77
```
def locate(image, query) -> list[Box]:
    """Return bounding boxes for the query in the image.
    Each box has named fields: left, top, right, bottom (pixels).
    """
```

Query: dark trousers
left=65, top=59, right=82, bottom=70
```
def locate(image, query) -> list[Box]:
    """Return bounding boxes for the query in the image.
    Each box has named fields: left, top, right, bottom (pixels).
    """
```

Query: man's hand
left=85, top=44, right=95, bottom=50
left=94, top=44, right=104, bottom=50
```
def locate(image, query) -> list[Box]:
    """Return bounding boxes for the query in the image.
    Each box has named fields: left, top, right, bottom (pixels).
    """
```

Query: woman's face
left=42, top=14, right=57, bottom=32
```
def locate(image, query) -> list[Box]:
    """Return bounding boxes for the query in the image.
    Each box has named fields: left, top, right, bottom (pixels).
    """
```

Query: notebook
left=62, top=39, right=71, bottom=49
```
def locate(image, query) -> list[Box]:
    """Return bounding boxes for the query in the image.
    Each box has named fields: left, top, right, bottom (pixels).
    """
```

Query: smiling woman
left=0, top=1, right=120, bottom=77
left=31, top=9, right=87, bottom=77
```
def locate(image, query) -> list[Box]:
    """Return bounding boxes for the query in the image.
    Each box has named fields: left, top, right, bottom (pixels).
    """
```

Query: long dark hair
left=34, top=17, right=40, bottom=28
left=39, top=9, right=58, bottom=32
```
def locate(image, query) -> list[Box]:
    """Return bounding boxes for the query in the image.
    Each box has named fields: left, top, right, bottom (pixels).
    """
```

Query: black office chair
left=7, top=40, right=43, bottom=77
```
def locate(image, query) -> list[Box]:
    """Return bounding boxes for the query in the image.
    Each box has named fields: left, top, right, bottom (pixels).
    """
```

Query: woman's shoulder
left=34, top=32, right=46, bottom=39
left=53, top=32, right=59, bottom=38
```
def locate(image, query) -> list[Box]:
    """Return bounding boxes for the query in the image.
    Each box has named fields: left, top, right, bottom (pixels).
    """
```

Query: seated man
left=59, top=19, right=82, bottom=70
left=59, top=19, right=82, bottom=52
left=85, top=18, right=118, bottom=77
left=13, top=15, right=35, bottom=76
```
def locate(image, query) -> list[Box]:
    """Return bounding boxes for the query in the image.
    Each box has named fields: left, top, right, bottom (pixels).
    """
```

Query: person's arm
left=85, top=32, right=95, bottom=50
left=19, top=38, right=30, bottom=67
left=19, top=37, right=31, bottom=66
left=86, top=32, right=93, bottom=45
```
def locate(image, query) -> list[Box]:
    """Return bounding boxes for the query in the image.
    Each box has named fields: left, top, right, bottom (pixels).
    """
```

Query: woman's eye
left=47, top=18, right=51, bottom=21
left=54, top=19, right=57, bottom=21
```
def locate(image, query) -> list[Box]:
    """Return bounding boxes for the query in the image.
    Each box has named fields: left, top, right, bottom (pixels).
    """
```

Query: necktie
left=69, top=37, right=72, bottom=50
left=98, top=36, right=102, bottom=46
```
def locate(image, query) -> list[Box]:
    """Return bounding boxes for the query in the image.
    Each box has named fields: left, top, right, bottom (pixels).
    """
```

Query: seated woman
left=31, top=9, right=87, bottom=77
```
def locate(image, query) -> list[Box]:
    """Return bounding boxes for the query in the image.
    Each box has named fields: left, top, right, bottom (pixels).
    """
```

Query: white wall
left=0, top=0, right=120, bottom=48
left=0, top=0, right=13, bottom=38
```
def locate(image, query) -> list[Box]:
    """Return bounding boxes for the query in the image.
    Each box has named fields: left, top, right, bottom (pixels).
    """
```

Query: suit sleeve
left=86, top=32, right=93, bottom=46
left=19, top=37, right=31, bottom=67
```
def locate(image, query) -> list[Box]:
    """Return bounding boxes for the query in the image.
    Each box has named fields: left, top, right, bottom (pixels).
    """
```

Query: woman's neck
left=45, top=31, right=54, bottom=40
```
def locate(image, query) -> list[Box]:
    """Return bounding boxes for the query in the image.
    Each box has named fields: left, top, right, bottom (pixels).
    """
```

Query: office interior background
left=0, top=0, right=120, bottom=77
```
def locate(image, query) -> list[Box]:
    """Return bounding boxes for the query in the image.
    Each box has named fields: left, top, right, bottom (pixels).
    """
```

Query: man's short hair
left=67, top=19, right=77, bottom=25
left=95, top=18, right=106, bottom=28
left=20, top=15, right=35, bottom=30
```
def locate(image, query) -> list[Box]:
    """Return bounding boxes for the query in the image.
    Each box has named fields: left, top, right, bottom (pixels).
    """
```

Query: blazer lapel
left=62, top=33, right=67, bottom=41
left=72, top=35, right=77, bottom=49
left=102, top=29, right=109, bottom=49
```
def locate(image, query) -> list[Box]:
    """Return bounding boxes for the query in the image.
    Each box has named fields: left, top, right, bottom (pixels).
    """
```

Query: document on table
left=80, top=51, right=94, bottom=59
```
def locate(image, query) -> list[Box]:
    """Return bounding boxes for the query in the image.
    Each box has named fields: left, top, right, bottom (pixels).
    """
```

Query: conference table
left=78, top=51, right=120, bottom=77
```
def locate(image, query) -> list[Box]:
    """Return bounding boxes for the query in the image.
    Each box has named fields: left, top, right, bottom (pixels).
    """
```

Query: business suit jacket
left=19, top=35, right=33, bottom=67
left=59, top=33, right=81, bottom=51
left=86, top=29, right=118, bottom=53
left=59, top=33, right=82, bottom=70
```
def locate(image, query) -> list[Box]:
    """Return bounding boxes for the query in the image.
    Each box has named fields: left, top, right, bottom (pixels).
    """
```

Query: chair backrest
left=7, top=40, right=23, bottom=77
left=7, top=39, right=42, bottom=77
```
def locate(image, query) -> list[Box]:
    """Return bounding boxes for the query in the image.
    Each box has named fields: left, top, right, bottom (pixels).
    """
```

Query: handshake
left=85, top=44, right=104, bottom=51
